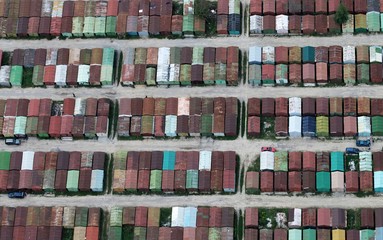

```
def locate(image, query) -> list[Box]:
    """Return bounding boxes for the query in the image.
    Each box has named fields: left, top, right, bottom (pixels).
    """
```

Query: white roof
left=171, top=207, right=185, bottom=227
left=21, top=151, right=34, bottom=170
left=289, top=116, right=302, bottom=138
left=288, top=208, right=302, bottom=227
left=260, top=151, right=274, bottom=171
left=289, top=97, right=302, bottom=116
left=199, top=151, right=212, bottom=170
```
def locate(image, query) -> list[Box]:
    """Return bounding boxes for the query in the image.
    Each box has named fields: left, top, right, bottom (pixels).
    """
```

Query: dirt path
left=3, top=194, right=383, bottom=210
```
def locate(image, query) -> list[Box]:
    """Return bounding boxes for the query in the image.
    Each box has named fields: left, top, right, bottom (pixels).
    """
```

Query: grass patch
left=22, top=67, right=34, bottom=88
left=160, top=208, right=172, bottom=227
left=122, top=225, right=134, bottom=240
left=239, top=166, right=245, bottom=193
left=107, top=153, right=113, bottom=194
left=241, top=101, right=246, bottom=137
left=261, top=117, right=275, bottom=139
left=109, top=100, right=117, bottom=139
left=2, top=52, right=11, bottom=65
left=246, top=188, right=261, bottom=194
left=247, top=156, right=260, bottom=172
left=237, top=210, right=243, bottom=240
left=355, top=191, right=375, bottom=197
left=62, top=228, right=74, bottom=240
left=345, top=154, right=359, bottom=171
left=242, top=51, right=247, bottom=85
left=99, top=209, right=107, bottom=240
left=172, top=2, right=183, bottom=15
left=258, top=208, right=288, bottom=229
left=116, top=51, right=123, bottom=86
left=243, top=5, right=248, bottom=36
left=347, top=209, right=361, bottom=229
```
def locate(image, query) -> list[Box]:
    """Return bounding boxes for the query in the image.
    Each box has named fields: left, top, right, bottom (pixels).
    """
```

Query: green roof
left=289, top=229, right=302, bottom=240
left=274, top=151, right=288, bottom=171
left=10, top=65, right=23, bottom=86
left=75, top=207, right=88, bottom=227
left=163, top=151, right=176, bottom=170
left=134, top=227, right=147, bottom=240
left=201, top=115, right=213, bottom=136
left=186, top=170, right=199, bottom=189
left=108, top=226, right=122, bottom=240
left=66, top=170, right=79, bottom=192
left=367, top=11, right=380, bottom=32
left=360, top=229, right=375, bottom=239
left=331, top=152, right=344, bottom=172
left=316, top=172, right=330, bottom=192
left=303, top=229, right=316, bottom=240
left=372, top=116, right=383, bottom=136
left=150, top=170, right=162, bottom=191
left=302, top=46, right=315, bottom=63
left=0, top=151, right=11, bottom=170
left=106, top=16, right=117, bottom=36
left=110, top=207, right=123, bottom=227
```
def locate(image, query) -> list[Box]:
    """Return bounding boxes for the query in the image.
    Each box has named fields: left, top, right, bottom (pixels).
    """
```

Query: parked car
left=5, top=138, right=21, bottom=145
left=356, top=139, right=371, bottom=147
left=8, top=192, right=26, bottom=199
left=261, top=147, right=277, bottom=152
left=346, top=147, right=360, bottom=154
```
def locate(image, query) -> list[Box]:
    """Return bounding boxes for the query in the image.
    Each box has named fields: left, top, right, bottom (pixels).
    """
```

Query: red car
left=261, top=147, right=276, bottom=152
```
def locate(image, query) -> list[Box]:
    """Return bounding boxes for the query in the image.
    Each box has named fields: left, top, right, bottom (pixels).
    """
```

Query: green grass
left=107, top=154, right=113, bottom=194
left=242, top=51, right=247, bottom=85
left=22, top=67, right=34, bottom=88
left=62, top=228, right=74, bottom=240
left=239, top=166, right=245, bottom=193
left=258, top=208, right=288, bottom=229
left=247, top=156, right=260, bottom=172
left=243, top=5, right=248, bottom=36
left=172, top=2, right=183, bottom=15
left=241, top=101, right=246, bottom=137
left=2, top=52, right=10, bottom=65
left=160, top=208, right=172, bottom=227
left=347, top=209, right=361, bottom=229
left=345, top=154, right=359, bottom=171
left=116, top=51, right=123, bottom=86
left=122, top=225, right=134, bottom=240
left=99, top=209, right=107, bottom=240
left=260, top=117, right=276, bottom=139
left=237, top=210, right=243, bottom=240
left=109, top=100, right=117, bottom=139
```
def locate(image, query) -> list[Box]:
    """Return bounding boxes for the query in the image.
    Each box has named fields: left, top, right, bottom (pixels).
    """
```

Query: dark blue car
left=356, top=139, right=371, bottom=147
left=346, top=148, right=360, bottom=154
left=8, top=192, right=26, bottom=198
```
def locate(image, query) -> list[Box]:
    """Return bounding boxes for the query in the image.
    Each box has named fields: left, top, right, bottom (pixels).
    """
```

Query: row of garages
left=246, top=150, right=382, bottom=193
left=0, top=98, right=111, bottom=140
left=249, top=45, right=383, bottom=86
left=120, top=46, right=240, bottom=86
left=0, top=0, right=241, bottom=38
left=245, top=207, right=383, bottom=240
left=108, top=206, right=236, bottom=239
left=117, top=97, right=238, bottom=138
left=247, top=97, right=383, bottom=138
left=0, top=151, right=105, bottom=193
left=0, top=206, right=101, bottom=239
left=112, top=150, right=236, bottom=194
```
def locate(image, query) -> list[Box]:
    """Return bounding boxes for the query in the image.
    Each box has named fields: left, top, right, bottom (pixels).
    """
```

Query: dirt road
left=3, top=194, right=383, bottom=210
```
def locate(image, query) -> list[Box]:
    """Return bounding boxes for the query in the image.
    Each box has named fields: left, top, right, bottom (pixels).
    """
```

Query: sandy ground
left=1, top=24, right=383, bottom=211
